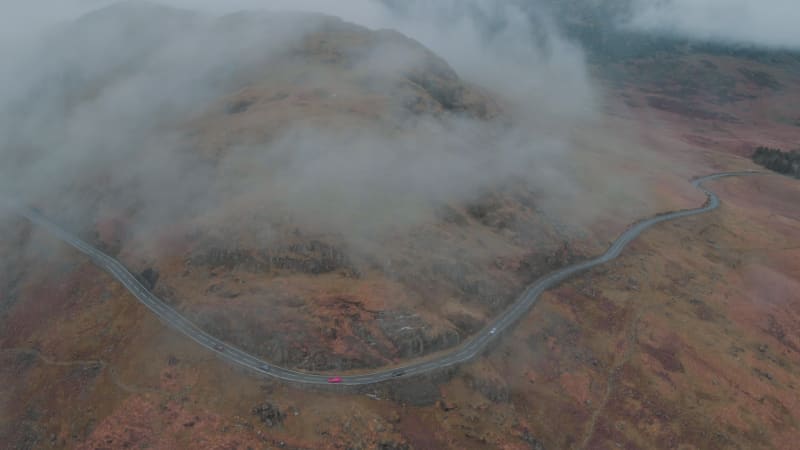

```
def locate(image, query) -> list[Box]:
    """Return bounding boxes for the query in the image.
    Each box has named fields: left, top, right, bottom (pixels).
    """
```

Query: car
left=261, top=364, right=270, bottom=371
left=391, top=370, right=406, bottom=377
left=489, top=327, right=497, bottom=335
left=213, top=343, right=225, bottom=351
left=327, top=376, right=342, bottom=384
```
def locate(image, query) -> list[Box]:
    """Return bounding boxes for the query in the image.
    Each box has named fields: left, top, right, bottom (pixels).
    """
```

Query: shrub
left=752, top=146, right=800, bottom=177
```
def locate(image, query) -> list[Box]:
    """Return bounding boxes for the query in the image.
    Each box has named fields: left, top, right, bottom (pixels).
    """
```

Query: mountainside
left=15, top=4, right=562, bottom=372
left=1, top=2, right=800, bottom=449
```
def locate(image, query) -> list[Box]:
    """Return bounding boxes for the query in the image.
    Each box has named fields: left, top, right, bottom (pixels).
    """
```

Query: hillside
left=1, top=2, right=800, bottom=449
left=31, top=4, right=566, bottom=372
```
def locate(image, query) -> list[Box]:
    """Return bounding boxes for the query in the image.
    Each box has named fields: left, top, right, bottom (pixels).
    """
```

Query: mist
left=0, top=0, right=620, bottom=252
left=626, top=0, right=800, bottom=50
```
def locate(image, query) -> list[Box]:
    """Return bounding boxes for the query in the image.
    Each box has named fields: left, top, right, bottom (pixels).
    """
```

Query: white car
left=489, top=327, right=497, bottom=335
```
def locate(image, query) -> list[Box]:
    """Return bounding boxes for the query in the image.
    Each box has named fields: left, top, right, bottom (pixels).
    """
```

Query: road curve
left=17, top=171, right=760, bottom=386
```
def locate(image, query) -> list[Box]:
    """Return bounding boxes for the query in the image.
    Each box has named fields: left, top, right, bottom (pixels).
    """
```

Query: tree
left=752, top=146, right=800, bottom=178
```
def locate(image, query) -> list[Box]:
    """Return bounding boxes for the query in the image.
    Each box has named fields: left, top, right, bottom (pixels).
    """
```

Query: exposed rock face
left=252, top=402, right=284, bottom=427
left=377, top=310, right=461, bottom=359
left=521, top=430, right=546, bottom=450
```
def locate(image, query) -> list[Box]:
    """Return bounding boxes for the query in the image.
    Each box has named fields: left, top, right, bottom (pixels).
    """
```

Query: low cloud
left=626, top=0, right=800, bottom=49
left=0, top=0, right=630, bottom=251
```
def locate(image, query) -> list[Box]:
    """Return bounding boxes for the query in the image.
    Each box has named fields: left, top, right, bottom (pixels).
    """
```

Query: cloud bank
left=0, top=0, right=619, bottom=250
left=627, top=0, right=800, bottom=49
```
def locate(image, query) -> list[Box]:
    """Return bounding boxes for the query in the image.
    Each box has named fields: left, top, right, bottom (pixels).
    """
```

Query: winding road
left=17, top=172, right=759, bottom=386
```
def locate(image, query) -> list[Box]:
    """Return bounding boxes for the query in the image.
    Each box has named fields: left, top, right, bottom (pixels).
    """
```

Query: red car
left=327, top=376, right=342, bottom=384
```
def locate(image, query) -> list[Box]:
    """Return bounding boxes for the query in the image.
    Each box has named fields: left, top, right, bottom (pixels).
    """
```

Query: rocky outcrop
left=377, top=310, right=461, bottom=359
left=196, top=309, right=386, bottom=371
left=465, top=375, right=510, bottom=403
left=446, top=312, right=483, bottom=335
left=521, top=430, right=546, bottom=450
left=516, top=243, right=582, bottom=279
left=188, top=240, right=360, bottom=277
left=189, top=248, right=259, bottom=271
left=273, top=240, right=358, bottom=276
left=377, top=442, right=410, bottom=450
left=425, top=258, right=512, bottom=312
left=252, top=403, right=284, bottom=427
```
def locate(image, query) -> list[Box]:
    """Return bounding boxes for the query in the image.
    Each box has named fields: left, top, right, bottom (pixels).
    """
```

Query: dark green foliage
left=752, top=147, right=800, bottom=178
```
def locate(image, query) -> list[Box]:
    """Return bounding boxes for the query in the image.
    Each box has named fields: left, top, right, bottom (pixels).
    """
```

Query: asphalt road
left=17, top=171, right=760, bottom=385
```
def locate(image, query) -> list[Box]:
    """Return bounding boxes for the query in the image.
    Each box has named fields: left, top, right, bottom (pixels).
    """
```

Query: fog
left=627, top=0, right=800, bottom=50
left=0, top=0, right=620, bottom=251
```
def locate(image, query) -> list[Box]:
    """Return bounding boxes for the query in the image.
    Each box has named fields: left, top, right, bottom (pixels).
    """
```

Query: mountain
left=1, top=2, right=800, bottom=449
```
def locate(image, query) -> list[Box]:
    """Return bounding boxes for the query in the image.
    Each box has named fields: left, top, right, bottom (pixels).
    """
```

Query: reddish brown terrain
left=1, top=5, right=800, bottom=450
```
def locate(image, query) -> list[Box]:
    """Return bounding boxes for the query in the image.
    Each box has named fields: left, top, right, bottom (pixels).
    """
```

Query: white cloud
left=628, top=0, right=800, bottom=49
left=0, top=0, right=625, bottom=242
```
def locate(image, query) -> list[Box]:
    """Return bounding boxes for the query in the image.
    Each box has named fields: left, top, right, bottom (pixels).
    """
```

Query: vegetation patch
left=752, top=146, right=800, bottom=178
